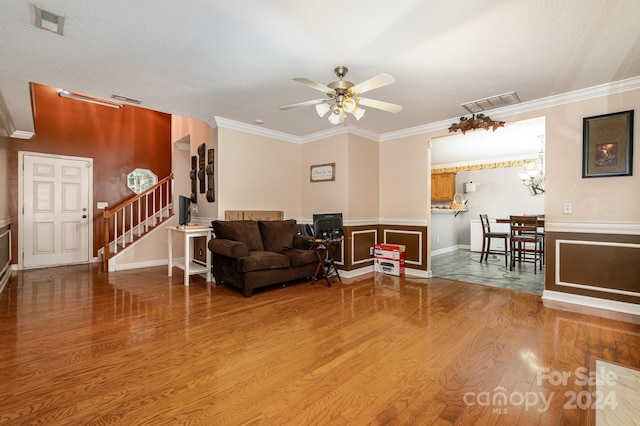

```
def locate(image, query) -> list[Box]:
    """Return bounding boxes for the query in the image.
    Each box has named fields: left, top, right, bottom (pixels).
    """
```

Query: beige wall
left=543, top=91, right=639, bottom=224
left=301, top=133, right=348, bottom=219
left=0, top=134, right=8, bottom=220
left=379, top=133, right=432, bottom=223
left=347, top=134, right=379, bottom=220
left=171, top=116, right=218, bottom=223
left=218, top=127, right=302, bottom=219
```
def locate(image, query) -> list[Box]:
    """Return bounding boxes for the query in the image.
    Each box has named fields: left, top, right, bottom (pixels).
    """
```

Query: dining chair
left=479, top=214, right=509, bottom=267
left=509, top=215, right=543, bottom=273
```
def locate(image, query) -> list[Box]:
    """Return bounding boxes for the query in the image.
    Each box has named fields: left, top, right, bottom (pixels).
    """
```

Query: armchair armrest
left=208, top=238, right=249, bottom=259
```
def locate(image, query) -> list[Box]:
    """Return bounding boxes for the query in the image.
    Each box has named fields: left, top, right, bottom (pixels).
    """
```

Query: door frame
left=18, top=151, right=94, bottom=270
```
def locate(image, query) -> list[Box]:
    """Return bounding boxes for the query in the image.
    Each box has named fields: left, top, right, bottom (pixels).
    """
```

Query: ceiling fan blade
left=349, top=74, right=395, bottom=95
left=357, top=97, right=403, bottom=113
left=279, top=99, right=327, bottom=110
left=293, top=78, right=336, bottom=95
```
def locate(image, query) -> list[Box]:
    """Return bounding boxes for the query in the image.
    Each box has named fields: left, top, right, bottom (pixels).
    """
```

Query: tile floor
left=430, top=248, right=544, bottom=295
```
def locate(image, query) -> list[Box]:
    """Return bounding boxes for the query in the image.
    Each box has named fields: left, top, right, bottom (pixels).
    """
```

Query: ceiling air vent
left=34, top=6, right=65, bottom=35
left=462, top=91, right=521, bottom=114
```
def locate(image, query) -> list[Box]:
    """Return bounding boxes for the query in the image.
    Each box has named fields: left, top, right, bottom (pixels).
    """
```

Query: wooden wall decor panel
left=381, top=226, right=427, bottom=268
left=546, top=231, right=640, bottom=304
left=351, top=228, right=376, bottom=266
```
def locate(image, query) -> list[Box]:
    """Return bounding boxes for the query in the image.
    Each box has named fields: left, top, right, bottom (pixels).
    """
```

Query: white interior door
left=22, top=153, right=91, bottom=268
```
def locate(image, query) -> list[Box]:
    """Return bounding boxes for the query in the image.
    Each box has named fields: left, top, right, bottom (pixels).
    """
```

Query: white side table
left=167, top=225, right=212, bottom=286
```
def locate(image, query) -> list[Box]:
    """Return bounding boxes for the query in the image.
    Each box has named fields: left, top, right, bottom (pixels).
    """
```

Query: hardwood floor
left=1, top=265, right=639, bottom=425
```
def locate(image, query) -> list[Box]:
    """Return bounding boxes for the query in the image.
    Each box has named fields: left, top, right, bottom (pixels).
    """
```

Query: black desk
left=308, top=238, right=343, bottom=287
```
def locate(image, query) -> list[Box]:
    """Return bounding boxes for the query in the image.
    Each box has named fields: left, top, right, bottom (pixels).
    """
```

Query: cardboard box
left=224, top=210, right=284, bottom=221
left=374, top=258, right=405, bottom=276
left=374, top=243, right=406, bottom=261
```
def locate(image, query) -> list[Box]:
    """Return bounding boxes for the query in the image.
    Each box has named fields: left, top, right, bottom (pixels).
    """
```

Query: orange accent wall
left=8, top=83, right=172, bottom=260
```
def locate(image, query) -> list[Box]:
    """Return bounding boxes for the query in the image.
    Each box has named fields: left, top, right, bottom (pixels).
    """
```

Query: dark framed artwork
left=582, top=110, right=634, bottom=178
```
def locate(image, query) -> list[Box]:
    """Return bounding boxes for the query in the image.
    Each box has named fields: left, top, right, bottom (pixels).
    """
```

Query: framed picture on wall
left=582, top=110, right=634, bottom=178
left=310, top=163, right=335, bottom=182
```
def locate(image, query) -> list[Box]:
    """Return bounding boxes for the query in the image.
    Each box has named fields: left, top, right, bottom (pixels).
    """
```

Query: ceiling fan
left=280, top=66, right=402, bottom=124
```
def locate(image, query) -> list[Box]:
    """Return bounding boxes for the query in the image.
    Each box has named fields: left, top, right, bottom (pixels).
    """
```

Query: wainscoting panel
left=546, top=231, right=640, bottom=305
left=342, top=225, right=376, bottom=271
left=381, top=225, right=427, bottom=269
left=340, top=224, right=428, bottom=272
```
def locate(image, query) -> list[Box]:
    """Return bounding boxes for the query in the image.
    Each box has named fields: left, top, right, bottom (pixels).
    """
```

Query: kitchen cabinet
left=431, top=172, right=456, bottom=201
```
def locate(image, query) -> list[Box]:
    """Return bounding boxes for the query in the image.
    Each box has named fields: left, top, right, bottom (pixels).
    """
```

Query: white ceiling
left=1, top=0, right=640, bottom=137
left=432, top=117, right=545, bottom=167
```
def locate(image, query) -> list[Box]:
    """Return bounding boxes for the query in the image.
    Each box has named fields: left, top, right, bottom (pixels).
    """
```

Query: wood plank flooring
left=1, top=264, right=639, bottom=425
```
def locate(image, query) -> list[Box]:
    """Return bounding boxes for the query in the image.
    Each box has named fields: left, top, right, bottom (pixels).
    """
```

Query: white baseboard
left=542, top=290, right=640, bottom=316
left=339, top=265, right=431, bottom=279
left=431, top=244, right=468, bottom=257
left=339, top=265, right=373, bottom=278
left=113, top=259, right=168, bottom=272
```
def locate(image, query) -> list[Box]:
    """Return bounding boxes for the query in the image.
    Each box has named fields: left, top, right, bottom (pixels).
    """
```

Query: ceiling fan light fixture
left=315, top=102, right=331, bottom=118
left=352, top=107, right=365, bottom=121
left=328, top=108, right=343, bottom=125
left=342, top=98, right=357, bottom=113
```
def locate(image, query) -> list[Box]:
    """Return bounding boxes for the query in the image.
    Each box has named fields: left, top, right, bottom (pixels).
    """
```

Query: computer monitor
left=178, top=195, right=191, bottom=226
left=312, top=213, right=343, bottom=240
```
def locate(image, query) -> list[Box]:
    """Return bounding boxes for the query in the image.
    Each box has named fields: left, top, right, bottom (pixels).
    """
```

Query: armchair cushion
left=258, top=219, right=297, bottom=252
left=212, top=220, right=264, bottom=251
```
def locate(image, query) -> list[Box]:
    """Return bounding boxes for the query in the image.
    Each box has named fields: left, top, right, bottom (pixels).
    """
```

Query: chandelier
left=519, top=136, right=545, bottom=195
left=315, top=96, right=366, bottom=125
left=448, top=113, right=505, bottom=134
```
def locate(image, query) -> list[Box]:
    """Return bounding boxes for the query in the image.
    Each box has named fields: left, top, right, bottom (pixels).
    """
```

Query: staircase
left=101, top=174, right=174, bottom=271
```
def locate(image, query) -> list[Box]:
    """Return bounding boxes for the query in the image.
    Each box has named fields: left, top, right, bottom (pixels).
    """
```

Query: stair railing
left=103, top=173, right=174, bottom=270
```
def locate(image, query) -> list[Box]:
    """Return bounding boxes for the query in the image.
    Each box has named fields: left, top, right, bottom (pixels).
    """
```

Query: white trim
left=555, top=239, right=640, bottom=298
left=383, top=229, right=423, bottom=265
left=431, top=245, right=463, bottom=257
left=10, top=130, right=34, bottom=139
left=379, top=75, right=640, bottom=142
left=339, top=265, right=373, bottom=278
left=113, top=258, right=168, bottom=272
left=344, top=217, right=380, bottom=226
left=542, top=290, right=640, bottom=316
left=206, top=76, right=640, bottom=144
left=405, top=268, right=431, bottom=278
left=18, top=151, right=94, bottom=270
left=545, top=221, right=640, bottom=235
left=379, top=217, right=429, bottom=226
left=351, top=229, right=377, bottom=266
left=213, top=116, right=302, bottom=144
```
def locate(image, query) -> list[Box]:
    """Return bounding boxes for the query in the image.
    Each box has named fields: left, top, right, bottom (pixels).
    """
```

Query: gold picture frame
left=310, top=163, right=335, bottom=182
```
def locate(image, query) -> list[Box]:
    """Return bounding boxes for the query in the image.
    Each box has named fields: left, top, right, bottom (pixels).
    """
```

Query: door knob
left=82, top=215, right=87, bottom=219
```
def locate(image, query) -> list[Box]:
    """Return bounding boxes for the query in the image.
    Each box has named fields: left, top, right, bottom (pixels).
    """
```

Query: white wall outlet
left=192, top=204, right=198, bottom=213
left=563, top=202, right=573, bottom=214
left=369, top=247, right=374, bottom=256
left=97, top=202, right=108, bottom=209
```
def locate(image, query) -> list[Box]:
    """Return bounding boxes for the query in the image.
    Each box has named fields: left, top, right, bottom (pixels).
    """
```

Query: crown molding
left=209, top=76, right=640, bottom=144
left=211, top=116, right=302, bottom=144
